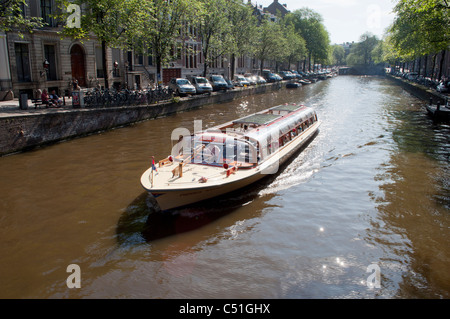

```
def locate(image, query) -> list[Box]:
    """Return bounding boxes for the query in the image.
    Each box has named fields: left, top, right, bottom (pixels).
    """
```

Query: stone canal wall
left=0, top=82, right=283, bottom=156
left=386, top=74, right=447, bottom=105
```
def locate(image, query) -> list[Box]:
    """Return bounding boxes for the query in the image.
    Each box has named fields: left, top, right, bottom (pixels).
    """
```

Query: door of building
left=70, top=44, right=86, bottom=87
left=162, top=68, right=181, bottom=85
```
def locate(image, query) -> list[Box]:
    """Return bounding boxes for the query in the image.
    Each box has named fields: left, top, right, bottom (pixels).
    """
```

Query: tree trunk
left=231, top=53, right=236, bottom=80
left=102, top=40, right=109, bottom=89
left=432, top=54, right=437, bottom=80
left=424, top=55, right=428, bottom=77
left=156, top=54, right=162, bottom=86
left=438, top=50, right=446, bottom=81
left=203, top=58, right=208, bottom=78
left=308, top=52, right=312, bottom=72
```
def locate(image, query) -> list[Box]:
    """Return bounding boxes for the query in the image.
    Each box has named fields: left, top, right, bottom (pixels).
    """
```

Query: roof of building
left=264, top=0, right=290, bottom=17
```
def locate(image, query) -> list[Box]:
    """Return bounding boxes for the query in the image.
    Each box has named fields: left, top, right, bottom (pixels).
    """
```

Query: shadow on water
left=116, top=131, right=319, bottom=245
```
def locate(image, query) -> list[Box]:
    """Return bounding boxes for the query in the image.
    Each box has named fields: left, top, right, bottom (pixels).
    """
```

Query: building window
left=238, top=55, right=244, bottom=68
left=147, top=48, right=153, bottom=66
left=193, top=45, right=197, bottom=69
left=15, top=43, right=31, bottom=82
left=44, top=44, right=57, bottom=81
left=95, top=47, right=104, bottom=78
left=135, top=53, right=143, bottom=65
left=185, top=44, right=198, bottom=69
left=41, top=0, right=53, bottom=26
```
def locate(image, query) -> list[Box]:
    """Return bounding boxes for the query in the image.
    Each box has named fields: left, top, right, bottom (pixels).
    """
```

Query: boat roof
left=245, top=107, right=316, bottom=142
left=270, top=104, right=304, bottom=112
left=233, top=113, right=281, bottom=126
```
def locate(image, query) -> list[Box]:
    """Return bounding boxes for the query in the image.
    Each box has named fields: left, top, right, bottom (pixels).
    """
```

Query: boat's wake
left=258, top=138, right=322, bottom=196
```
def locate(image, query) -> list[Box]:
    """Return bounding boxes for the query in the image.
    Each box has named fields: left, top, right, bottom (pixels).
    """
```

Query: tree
left=331, top=45, right=345, bottom=66
left=0, top=0, right=43, bottom=35
left=56, top=0, right=153, bottom=88
left=284, top=8, right=330, bottom=71
left=253, top=18, right=286, bottom=74
left=227, top=0, right=258, bottom=78
left=135, top=0, right=198, bottom=85
left=282, top=25, right=306, bottom=70
left=388, top=0, right=449, bottom=78
left=196, top=0, right=234, bottom=77
left=347, top=32, right=379, bottom=66
left=380, top=35, right=401, bottom=65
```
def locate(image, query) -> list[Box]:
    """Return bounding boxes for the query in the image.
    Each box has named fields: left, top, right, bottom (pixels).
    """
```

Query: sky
left=253, top=0, right=397, bottom=44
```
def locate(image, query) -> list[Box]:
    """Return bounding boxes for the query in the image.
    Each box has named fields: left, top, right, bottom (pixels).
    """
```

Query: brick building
left=0, top=0, right=291, bottom=100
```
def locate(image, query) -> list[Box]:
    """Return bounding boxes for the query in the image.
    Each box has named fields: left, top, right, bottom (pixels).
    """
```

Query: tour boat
left=141, top=103, right=321, bottom=211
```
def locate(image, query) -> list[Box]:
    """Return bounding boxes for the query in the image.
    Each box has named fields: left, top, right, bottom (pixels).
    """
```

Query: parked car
left=255, top=75, right=267, bottom=84
left=265, top=73, right=282, bottom=83
left=225, top=78, right=235, bottom=90
left=245, top=75, right=257, bottom=85
left=190, top=76, right=213, bottom=94
left=290, top=71, right=302, bottom=79
left=234, top=75, right=251, bottom=87
left=279, top=71, right=295, bottom=80
left=209, top=74, right=228, bottom=91
left=168, top=78, right=196, bottom=96
left=406, top=72, right=418, bottom=81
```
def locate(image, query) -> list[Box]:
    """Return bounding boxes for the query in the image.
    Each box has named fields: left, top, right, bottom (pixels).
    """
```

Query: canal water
left=0, top=76, right=449, bottom=299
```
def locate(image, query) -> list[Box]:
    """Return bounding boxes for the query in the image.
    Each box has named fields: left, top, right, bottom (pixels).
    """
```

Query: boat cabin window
left=248, top=109, right=317, bottom=159
left=171, top=135, right=256, bottom=166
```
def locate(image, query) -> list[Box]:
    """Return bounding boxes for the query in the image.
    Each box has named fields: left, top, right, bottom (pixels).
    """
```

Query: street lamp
left=43, top=59, right=50, bottom=71
left=113, top=60, right=119, bottom=79
left=40, top=59, right=50, bottom=78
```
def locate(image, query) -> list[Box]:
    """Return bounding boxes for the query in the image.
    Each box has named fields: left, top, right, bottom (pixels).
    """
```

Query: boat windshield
left=172, top=133, right=256, bottom=166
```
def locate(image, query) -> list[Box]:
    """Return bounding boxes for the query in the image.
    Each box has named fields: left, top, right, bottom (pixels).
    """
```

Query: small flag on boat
left=152, top=156, right=158, bottom=172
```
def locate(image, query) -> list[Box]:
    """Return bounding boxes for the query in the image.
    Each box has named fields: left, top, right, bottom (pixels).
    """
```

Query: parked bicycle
left=82, top=86, right=174, bottom=108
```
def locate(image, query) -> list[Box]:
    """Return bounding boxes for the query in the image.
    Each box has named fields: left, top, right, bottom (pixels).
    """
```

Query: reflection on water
left=367, top=97, right=450, bottom=298
left=1, top=76, right=449, bottom=298
left=117, top=190, right=277, bottom=244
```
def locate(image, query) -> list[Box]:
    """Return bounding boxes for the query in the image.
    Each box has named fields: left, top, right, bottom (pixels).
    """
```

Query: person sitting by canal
left=41, top=89, right=52, bottom=108
left=50, top=90, right=63, bottom=107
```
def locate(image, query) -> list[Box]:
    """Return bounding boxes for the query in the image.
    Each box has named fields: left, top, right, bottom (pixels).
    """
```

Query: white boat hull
left=141, top=121, right=321, bottom=211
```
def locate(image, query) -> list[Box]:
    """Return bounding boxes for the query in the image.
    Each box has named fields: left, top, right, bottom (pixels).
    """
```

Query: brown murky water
left=0, top=76, right=449, bottom=298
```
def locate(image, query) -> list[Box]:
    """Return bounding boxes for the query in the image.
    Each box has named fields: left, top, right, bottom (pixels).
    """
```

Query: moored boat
left=141, top=103, right=321, bottom=211
left=286, top=82, right=301, bottom=89
left=426, top=101, right=450, bottom=121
